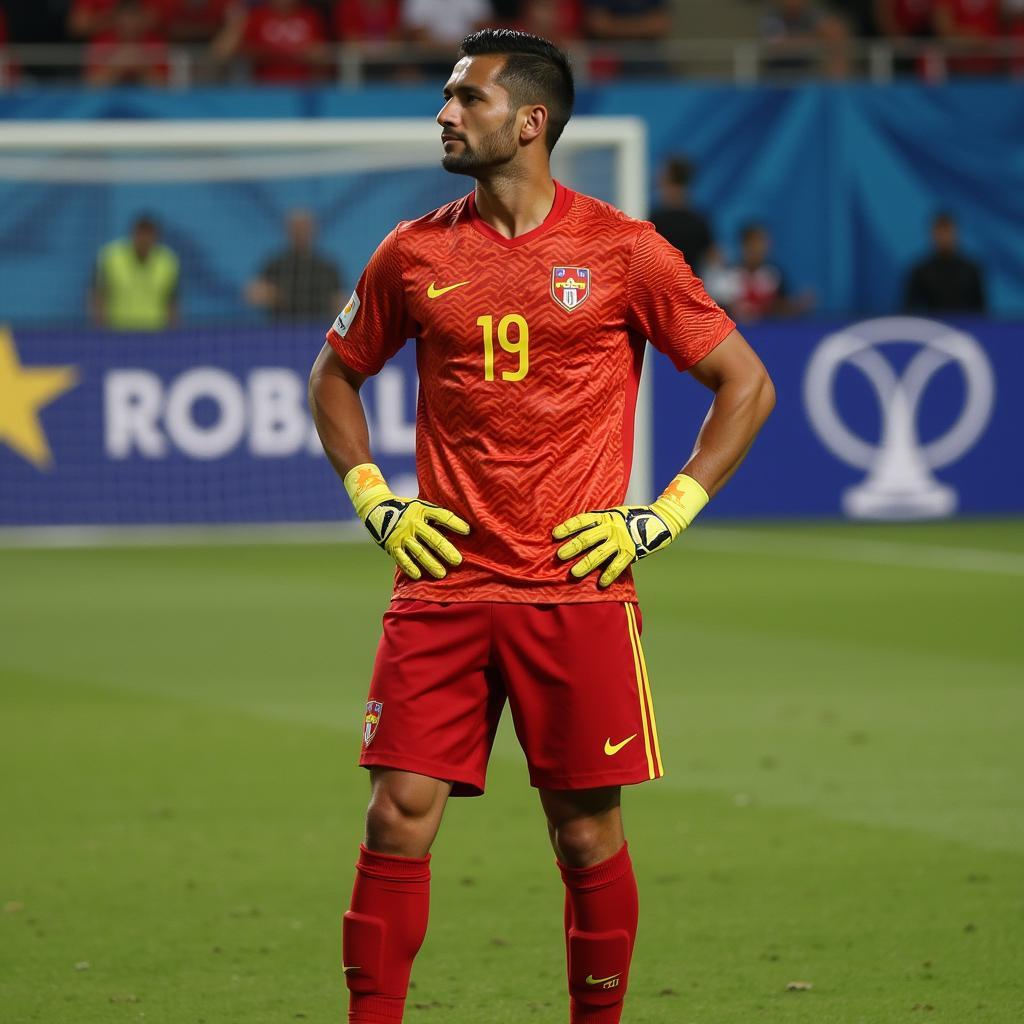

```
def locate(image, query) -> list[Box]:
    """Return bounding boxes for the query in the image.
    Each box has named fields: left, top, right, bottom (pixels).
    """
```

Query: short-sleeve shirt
left=243, top=5, right=328, bottom=82
left=327, top=182, right=734, bottom=605
left=401, top=0, right=489, bottom=42
left=260, top=248, right=341, bottom=321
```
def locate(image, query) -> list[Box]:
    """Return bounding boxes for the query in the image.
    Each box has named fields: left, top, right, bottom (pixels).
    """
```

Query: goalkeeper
left=309, top=27, right=774, bottom=1024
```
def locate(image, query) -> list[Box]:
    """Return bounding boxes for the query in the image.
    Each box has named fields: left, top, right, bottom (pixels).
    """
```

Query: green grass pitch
left=2, top=520, right=1023, bottom=1023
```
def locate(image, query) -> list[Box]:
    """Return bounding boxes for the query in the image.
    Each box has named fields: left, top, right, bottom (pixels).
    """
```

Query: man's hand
left=345, top=463, right=469, bottom=580
left=552, top=474, right=709, bottom=588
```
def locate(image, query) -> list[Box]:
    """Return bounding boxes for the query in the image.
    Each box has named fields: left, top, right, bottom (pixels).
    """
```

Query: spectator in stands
left=874, top=0, right=935, bottom=42
left=332, top=0, right=404, bottom=80
left=334, top=0, right=402, bottom=42
left=705, top=222, right=814, bottom=323
left=401, top=0, right=491, bottom=46
left=584, top=0, right=670, bottom=40
left=583, top=0, right=671, bottom=78
left=762, top=0, right=851, bottom=78
left=904, top=211, right=986, bottom=313
left=214, top=0, right=331, bottom=83
left=649, top=155, right=714, bottom=274
left=84, top=0, right=170, bottom=86
left=161, top=0, right=239, bottom=44
left=246, top=210, right=343, bottom=322
left=489, top=0, right=584, bottom=44
left=92, top=214, right=180, bottom=331
left=68, top=0, right=161, bottom=40
left=872, top=0, right=938, bottom=76
left=933, top=0, right=1001, bottom=73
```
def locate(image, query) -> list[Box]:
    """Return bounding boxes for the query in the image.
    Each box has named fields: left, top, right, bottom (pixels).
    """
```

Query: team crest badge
left=551, top=267, right=591, bottom=312
left=363, top=700, right=383, bottom=746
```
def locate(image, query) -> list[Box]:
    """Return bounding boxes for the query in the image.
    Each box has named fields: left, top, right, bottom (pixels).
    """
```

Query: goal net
left=0, top=117, right=649, bottom=532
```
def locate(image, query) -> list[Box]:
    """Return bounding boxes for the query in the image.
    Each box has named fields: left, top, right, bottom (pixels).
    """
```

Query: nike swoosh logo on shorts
left=604, top=734, right=638, bottom=756
left=427, top=280, right=470, bottom=298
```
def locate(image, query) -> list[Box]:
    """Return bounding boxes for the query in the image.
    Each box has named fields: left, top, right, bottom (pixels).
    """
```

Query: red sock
left=343, top=844, right=431, bottom=1024
left=559, top=843, right=639, bottom=1024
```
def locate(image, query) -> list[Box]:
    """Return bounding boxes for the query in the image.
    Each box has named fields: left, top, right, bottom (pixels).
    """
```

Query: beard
left=441, top=115, right=519, bottom=177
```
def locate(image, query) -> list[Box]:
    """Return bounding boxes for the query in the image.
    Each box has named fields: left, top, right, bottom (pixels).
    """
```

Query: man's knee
left=554, top=816, right=615, bottom=867
left=542, top=786, right=624, bottom=867
left=364, top=771, right=447, bottom=855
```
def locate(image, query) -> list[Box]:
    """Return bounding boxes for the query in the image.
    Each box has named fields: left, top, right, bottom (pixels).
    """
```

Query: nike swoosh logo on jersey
left=586, top=973, right=622, bottom=985
left=427, top=280, right=470, bottom=298
left=604, top=734, right=638, bottom=756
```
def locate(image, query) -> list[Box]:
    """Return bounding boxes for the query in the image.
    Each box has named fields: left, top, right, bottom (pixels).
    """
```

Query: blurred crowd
left=651, top=155, right=986, bottom=325
left=0, top=0, right=1022, bottom=85
left=90, top=167, right=986, bottom=332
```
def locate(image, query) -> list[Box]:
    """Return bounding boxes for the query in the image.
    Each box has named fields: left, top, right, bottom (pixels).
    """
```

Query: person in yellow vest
left=92, top=215, right=179, bottom=331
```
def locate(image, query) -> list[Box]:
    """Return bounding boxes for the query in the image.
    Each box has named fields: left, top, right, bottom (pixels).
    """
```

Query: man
left=649, top=155, right=714, bottom=274
left=706, top=222, right=814, bottom=324
left=247, top=209, right=344, bottom=322
left=308, top=29, right=774, bottom=1024
left=92, top=214, right=179, bottom=331
left=904, top=211, right=986, bottom=314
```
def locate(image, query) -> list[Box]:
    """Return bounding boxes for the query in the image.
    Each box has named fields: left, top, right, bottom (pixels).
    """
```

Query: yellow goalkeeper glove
left=552, top=473, right=709, bottom=588
left=344, top=463, right=470, bottom=580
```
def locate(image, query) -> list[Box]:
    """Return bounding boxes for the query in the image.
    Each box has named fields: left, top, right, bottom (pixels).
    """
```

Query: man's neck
left=473, top=171, right=556, bottom=240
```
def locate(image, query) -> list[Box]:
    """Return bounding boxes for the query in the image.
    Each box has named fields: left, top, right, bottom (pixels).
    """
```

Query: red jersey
left=936, top=0, right=1000, bottom=35
left=333, top=0, right=402, bottom=40
left=70, top=0, right=165, bottom=32
left=327, top=182, right=734, bottom=604
left=243, top=5, right=328, bottom=82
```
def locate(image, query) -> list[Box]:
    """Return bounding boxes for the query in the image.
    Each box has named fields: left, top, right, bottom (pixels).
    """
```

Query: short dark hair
left=740, top=221, right=767, bottom=243
left=458, top=29, right=575, bottom=152
left=664, top=156, right=694, bottom=188
left=133, top=213, right=159, bottom=232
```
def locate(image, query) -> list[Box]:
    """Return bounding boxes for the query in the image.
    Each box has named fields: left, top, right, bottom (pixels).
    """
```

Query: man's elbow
left=754, top=367, right=776, bottom=426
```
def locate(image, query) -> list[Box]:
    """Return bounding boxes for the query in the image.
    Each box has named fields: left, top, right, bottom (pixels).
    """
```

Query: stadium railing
left=2, top=38, right=1024, bottom=90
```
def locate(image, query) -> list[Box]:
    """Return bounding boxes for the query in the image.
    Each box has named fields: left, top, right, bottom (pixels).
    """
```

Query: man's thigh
left=359, top=599, right=505, bottom=797
left=494, top=602, right=664, bottom=790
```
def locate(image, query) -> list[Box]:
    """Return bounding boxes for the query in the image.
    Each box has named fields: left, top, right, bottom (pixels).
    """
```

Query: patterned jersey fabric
left=327, top=182, right=734, bottom=603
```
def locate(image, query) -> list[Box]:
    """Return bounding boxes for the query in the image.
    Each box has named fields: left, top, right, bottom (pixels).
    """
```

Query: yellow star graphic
left=0, top=326, right=79, bottom=471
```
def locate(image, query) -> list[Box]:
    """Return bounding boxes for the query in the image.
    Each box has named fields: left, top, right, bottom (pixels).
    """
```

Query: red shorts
left=358, top=599, right=664, bottom=796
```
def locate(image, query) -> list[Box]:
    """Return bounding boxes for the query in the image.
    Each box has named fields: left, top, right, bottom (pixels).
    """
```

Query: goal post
left=0, top=116, right=651, bottom=532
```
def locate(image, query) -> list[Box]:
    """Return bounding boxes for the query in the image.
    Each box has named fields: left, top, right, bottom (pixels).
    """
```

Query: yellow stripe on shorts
left=626, top=603, right=663, bottom=778
left=624, top=603, right=655, bottom=779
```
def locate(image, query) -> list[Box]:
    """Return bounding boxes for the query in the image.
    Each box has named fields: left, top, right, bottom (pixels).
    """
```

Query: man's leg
left=344, top=768, right=451, bottom=1024
left=541, top=786, right=638, bottom=1024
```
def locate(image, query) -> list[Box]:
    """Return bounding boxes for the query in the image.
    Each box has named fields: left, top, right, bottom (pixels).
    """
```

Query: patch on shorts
left=363, top=700, right=383, bottom=746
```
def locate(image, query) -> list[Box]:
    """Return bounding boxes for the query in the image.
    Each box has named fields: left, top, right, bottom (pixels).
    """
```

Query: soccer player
left=308, top=29, right=774, bottom=1024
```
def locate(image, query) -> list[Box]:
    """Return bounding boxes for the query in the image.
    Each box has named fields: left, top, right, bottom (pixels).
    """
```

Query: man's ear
left=519, top=104, right=549, bottom=145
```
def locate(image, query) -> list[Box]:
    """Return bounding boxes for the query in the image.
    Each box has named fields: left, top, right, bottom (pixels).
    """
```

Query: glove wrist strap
left=651, top=473, right=709, bottom=536
left=344, top=463, right=394, bottom=521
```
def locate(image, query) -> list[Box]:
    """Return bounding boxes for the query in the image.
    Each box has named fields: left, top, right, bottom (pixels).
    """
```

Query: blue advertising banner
left=0, top=317, right=1019, bottom=528
left=0, top=324, right=417, bottom=526
left=653, top=316, right=1019, bottom=520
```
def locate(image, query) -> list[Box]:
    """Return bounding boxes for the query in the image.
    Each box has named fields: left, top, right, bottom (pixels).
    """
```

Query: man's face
left=933, top=220, right=957, bottom=254
left=437, top=55, right=521, bottom=178
left=742, top=230, right=769, bottom=266
left=133, top=223, right=157, bottom=256
left=288, top=212, right=315, bottom=250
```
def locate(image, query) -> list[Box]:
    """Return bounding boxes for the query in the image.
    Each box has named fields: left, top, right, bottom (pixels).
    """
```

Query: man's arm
left=308, top=342, right=372, bottom=479
left=309, top=341, right=468, bottom=580
left=552, top=328, right=772, bottom=588
left=681, top=328, right=775, bottom=496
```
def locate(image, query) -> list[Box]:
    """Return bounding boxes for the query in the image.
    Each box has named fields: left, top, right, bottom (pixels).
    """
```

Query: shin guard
left=567, top=928, right=631, bottom=1011
left=343, top=844, right=430, bottom=1024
